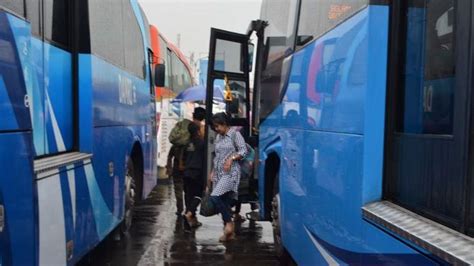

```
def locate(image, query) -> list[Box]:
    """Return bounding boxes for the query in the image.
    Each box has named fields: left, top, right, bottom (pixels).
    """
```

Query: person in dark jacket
left=183, top=122, right=206, bottom=228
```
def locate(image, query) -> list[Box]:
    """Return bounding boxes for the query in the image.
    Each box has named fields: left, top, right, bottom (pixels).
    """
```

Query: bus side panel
left=0, top=132, right=35, bottom=266
left=34, top=158, right=123, bottom=265
left=0, top=12, right=36, bottom=265
left=71, top=160, right=120, bottom=264
left=43, top=43, right=74, bottom=153
left=28, top=37, right=47, bottom=156
left=0, top=13, right=31, bottom=132
left=88, top=54, right=155, bottom=198
left=260, top=6, right=438, bottom=265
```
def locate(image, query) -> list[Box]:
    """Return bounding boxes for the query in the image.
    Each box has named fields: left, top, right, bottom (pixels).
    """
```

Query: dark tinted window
left=258, top=0, right=298, bottom=121
left=122, top=0, right=145, bottom=78
left=297, top=0, right=368, bottom=48
left=0, top=0, right=24, bottom=17
left=89, top=0, right=125, bottom=68
left=397, top=0, right=455, bottom=135
left=44, top=0, right=70, bottom=48
left=25, top=0, right=40, bottom=36
left=260, top=0, right=298, bottom=68
left=259, top=56, right=292, bottom=121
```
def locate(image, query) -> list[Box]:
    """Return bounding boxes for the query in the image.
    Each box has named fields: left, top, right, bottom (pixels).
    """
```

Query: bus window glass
left=260, top=0, right=298, bottom=67
left=171, top=53, right=187, bottom=93
left=139, top=5, right=151, bottom=47
left=397, top=0, right=455, bottom=135
left=0, top=0, right=24, bottom=17
left=122, top=0, right=145, bottom=78
left=297, top=0, right=368, bottom=48
left=25, top=0, right=40, bottom=36
left=159, top=36, right=167, bottom=63
left=44, top=0, right=70, bottom=48
left=89, top=0, right=125, bottom=68
left=214, top=39, right=243, bottom=74
left=214, top=78, right=247, bottom=119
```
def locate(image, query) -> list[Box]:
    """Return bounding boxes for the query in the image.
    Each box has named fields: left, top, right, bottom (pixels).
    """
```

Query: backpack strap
left=230, top=128, right=238, bottom=153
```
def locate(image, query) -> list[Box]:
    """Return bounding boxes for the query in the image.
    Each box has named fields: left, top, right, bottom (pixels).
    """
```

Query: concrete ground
left=77, top=180, right=279, bottom=266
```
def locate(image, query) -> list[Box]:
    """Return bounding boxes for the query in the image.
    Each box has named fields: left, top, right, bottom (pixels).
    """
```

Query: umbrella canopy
left=171, top=85, right=224, bottom=103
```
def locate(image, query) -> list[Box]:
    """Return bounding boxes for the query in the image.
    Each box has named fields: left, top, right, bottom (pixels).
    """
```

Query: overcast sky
left=138, top=0, right=262, bottom=64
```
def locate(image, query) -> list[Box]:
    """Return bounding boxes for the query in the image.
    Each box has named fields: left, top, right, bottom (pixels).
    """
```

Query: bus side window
left=122, top=0, right=145, bottom=79
left=43, top=0, right=70, bottom=49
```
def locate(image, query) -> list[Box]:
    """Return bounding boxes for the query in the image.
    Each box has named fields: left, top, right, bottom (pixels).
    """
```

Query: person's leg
left=183, top=178, right=191, bottom=213
left=211, top=193, right=235, bottom=241
left=188, top=185, right=202, bottom=216
left=210, top=194, right=233, bottom=224
left=173, top=175, right=184, bottom=215
left=233, top=201, right=246, bottom=222
left=184, top=178, right=203, bottom=227
left=234, top=201, right=241, bottom=214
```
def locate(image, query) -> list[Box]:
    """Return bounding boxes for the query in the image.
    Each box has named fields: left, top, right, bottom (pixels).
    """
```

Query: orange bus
left=149, top=25, right=194, bottom=169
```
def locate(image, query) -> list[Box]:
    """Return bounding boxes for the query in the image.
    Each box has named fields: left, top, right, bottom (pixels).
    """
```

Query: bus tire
left=271, top=176, right=296, bottom=265
left=121, top=159, right=137, bottom=235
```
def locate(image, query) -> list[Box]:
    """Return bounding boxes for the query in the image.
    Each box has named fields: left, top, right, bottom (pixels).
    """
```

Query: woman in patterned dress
left=209, top=113, right=247, bottom=242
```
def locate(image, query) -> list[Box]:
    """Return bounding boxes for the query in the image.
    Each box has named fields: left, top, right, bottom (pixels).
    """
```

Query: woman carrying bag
left=207, top=112, right=247, bottom=242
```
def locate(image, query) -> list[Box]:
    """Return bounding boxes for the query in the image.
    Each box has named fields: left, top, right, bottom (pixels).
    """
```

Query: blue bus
left=0, top=0, right=163, bottom=265
left=205, top=0, right=474, bottom=264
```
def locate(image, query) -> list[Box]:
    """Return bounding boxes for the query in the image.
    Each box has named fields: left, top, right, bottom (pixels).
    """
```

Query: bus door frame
left=205, top=28, right=253, bottom=199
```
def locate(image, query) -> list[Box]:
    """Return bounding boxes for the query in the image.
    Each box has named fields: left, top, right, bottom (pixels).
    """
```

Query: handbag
left=231, top=131, right=255, bottom=198
left=199, top=192, right=217, bottom=217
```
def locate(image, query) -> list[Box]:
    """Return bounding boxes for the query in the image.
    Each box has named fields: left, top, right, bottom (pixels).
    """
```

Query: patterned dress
left=211, top=127, right=248, bottom=199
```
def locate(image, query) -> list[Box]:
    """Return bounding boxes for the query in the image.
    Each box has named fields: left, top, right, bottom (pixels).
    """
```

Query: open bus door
left=205, top=28, right=257, bottom=203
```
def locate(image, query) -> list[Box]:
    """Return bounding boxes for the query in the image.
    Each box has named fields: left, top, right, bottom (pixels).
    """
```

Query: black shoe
left=175, top=211, right=182, bottom=216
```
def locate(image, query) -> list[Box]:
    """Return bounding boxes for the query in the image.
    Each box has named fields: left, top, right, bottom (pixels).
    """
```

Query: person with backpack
left=167, top=118, right=192, bottom=215
left=182, top=122, right=206, bottom=229
left=166, top=107, right=206, bottom=216
left=208, top=112, right=248, bottom=242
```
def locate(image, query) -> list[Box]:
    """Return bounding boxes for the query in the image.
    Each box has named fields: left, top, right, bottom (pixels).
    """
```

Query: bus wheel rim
left=124, top=169, right=136, bottom=231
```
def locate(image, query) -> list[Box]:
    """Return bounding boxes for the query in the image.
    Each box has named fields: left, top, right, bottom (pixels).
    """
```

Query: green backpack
left=168, top=119, right=192, bottom=146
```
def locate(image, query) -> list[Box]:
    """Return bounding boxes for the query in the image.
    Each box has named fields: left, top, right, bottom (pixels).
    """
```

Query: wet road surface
left=77, top=180, right=279, bottom=266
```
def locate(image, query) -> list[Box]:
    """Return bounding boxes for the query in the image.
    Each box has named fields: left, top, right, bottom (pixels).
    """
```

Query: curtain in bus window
left=88, top=0, right=125, bottom=68
left=43, top=0, right=70, bottom=49
left=0, top=0, right=24, bottom=16
left=397, top=0, right=455, bottom=135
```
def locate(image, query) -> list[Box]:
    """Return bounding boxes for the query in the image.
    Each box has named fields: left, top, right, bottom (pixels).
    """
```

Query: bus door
left=385, top=0, right=473, bottom=233
left=205, top=28, right=255, bottom=201
left=33, top=0, right=75, bottom=156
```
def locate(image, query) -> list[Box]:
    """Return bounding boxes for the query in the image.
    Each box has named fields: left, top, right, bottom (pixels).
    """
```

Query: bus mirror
left=154, top=64, right=165, bottom=87
left=296, top=35, right=313, bottom=47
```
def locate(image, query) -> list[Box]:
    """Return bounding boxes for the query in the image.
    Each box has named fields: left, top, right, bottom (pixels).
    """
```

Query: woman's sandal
left=219, top=232, right=236, bottom=242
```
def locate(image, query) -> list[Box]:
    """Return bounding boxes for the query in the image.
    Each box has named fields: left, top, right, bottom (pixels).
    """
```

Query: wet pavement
left=77, top=180, right=279, bottom=266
